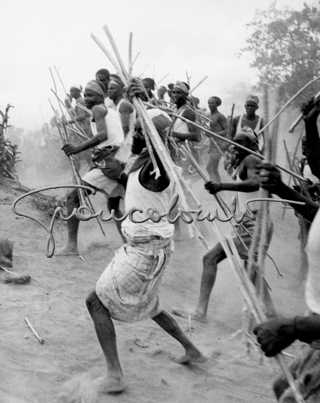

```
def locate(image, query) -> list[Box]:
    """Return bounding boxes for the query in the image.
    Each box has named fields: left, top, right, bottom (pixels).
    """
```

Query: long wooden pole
left=144, top=102, right=308, bottom=182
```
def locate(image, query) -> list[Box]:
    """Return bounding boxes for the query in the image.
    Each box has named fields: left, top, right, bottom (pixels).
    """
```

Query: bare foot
left=98, top=374, right=127, bottom=394
left=171, top=308, right=208, bottom=323
left=174, top=350, right=207, bottom=365
left=55, top=245, right=79, bottom=257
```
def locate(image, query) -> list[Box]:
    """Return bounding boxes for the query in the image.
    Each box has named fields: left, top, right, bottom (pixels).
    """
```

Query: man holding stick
left=171, top=81, right=200, bottom=178
left=86, top=105, right=206, bottom=394
left=173, top=128, right=273, bottom=323
left=230, top=95, right=265, bottom=154
left=58, top=80, right=126, bottom=255
left=254, top=161, right=320, bottom=402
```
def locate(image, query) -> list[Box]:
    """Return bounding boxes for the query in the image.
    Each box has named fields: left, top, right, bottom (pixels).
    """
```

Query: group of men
left=54, top=68, right=320, bottom=401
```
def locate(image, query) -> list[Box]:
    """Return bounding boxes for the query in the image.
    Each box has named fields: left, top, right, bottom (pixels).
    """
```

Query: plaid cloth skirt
left=96, top=226, right=173, bottom=322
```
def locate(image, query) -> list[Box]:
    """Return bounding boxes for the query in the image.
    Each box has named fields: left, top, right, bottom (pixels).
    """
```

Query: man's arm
left=217, top=114, right=228, bottom=136
left=205, top=155, right=260, bottom=194
left=172, top=108, right=198, bottom=141
left=62, top=105, right=108, bottom=155
left=68, top=99, right=87, bottom=124
left=258, top=162, right=319, bottom=222
left=119, top=101, right=134, bottom=135
left=254, top=314, right=320, bottom=357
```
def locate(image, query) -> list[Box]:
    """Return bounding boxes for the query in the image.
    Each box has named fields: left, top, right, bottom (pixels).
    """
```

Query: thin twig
left=25, top=317, right=44, bottom=344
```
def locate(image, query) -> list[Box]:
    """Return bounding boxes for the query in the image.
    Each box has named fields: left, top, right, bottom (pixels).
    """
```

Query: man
left=86, top=106, right=206, bottom=394
left=95, top=68, right=114, bottom=108
left=299, top=95, right=320, bottom=181
left=64, top=85, right=93, bottom=175
left=59, top=80, right=126, bottom=255
left=171, top=81, right=200, bottom=175
left=141, top=77, right=156, bottom=101
left=107, top=77, right=137, bottom=164
left=205, top=96, right=229, bottom=182
left=230, top=95, right=265, bottom=153
left=253, top=161, right=320, bottom=402
left=174, top=128, right=272, bottom=322
left=65, top=85, right=92, bottom=138
left=107, top=78, right=136, bottom=138
left=157, top=85, right=167, bottom=105
left=167, top=83, right=174, bottom=104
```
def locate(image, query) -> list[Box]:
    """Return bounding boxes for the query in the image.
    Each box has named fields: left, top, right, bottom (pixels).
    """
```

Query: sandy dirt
left=0, top=145, right=308, bottom=403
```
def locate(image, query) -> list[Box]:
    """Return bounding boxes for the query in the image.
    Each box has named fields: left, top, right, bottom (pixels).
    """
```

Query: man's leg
left=153, top=310, right=206, bottom=364
left=173, top=242, right=226, bottom=322
left=56, top=188, right=81, bottom=255
left=206, top=154, right=221, bottom=183
left=107, top=196, right=126, bottom=243
left=192, top=242, right=226, bottom=321
left=86, top=291, right=126, bottom=393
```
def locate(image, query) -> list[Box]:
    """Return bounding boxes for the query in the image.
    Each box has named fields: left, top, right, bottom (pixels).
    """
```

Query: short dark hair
left=95, top=68, right=110, bottom=79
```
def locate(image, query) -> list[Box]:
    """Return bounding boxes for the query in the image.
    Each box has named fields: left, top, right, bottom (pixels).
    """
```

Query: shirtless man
left=174, top=128, right=272, bottom=322
left=230, top=94, right=265, bottom=153
left=66, top=85, right=92, bottom=138
left=64, top=85, right=93, bottom=175
left=205, top=96, right=228, bottom=182
left=59, top=80, right=126, bottom=255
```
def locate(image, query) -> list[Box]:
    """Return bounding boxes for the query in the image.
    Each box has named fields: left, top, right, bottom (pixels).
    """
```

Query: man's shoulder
left=243, top=153, right=261, bottom=166
left=119, top=99, right=134, bottom=113
left=183, top=106, right=196, bottom=119
left=92, top=104, right=107, bottom=117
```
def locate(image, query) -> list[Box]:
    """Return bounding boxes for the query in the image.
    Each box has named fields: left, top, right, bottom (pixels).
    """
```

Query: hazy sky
left=0, top=0, right=317, bottom=131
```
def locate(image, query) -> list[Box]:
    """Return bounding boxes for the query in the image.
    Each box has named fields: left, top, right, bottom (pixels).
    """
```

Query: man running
left=174, top=128, right=272, bottom=322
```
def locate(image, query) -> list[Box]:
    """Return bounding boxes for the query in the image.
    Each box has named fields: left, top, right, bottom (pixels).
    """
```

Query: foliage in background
left=240, top=2, right=320, bottom=106
left=0, top=104, right=20, bottom=182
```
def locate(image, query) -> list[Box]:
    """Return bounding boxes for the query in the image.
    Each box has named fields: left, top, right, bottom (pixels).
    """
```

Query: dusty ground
left=0, top=150, right=308, bottom=403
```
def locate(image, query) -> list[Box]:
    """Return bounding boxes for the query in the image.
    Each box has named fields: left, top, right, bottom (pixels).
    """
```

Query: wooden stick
left=157, top=73, right=169, bottom=86
left=25, top=317, right=44, bottom=344
left=91, top=32, right=127, bottom=84
left=191, top=76, right=208, bottom=93
left=217, top=233, right=305, bottom=403
left=288, top=89, right=320, bottom=133
left=128, top=32, right=133, bottom=77
left=227, top=103, right=235, bottom=139
left=132, top=51, right=140, bottom=66
left=257, top=75, right=320, bottom=135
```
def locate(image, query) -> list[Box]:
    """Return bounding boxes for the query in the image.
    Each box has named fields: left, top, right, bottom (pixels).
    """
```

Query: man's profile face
left=84, top=89, right=102, bottom=109
left=107, top=83, right=121, bottom=101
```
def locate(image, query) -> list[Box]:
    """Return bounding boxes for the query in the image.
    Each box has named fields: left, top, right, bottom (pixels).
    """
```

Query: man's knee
left=203, top=243, right=225, bottom=266
left=66, top=188, right=79, bottom=205
left=107, top=196, right=120, bottom=212
left=86, top=290, right=104, bottom=312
